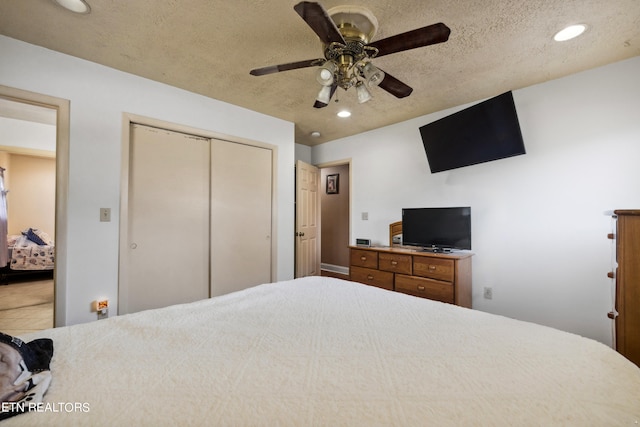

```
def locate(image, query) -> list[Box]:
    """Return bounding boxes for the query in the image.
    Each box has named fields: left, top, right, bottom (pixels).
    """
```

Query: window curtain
left=0, top=167, right=8, bottom=267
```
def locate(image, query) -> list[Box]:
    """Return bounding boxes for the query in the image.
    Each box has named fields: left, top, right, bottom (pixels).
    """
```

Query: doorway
left=0, top=85, right=70, bottom=329
left=319, top=162, right=350, bottom=278
left=294, top=158, right=351, bottom=279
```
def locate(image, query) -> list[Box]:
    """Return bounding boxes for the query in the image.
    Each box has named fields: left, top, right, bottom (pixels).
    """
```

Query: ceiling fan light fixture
left=316, top=85, right=333, bottom=105
left=250, top=2, right=451, bottom=111
left=356, top=81, right=372, bottom=104
left=362, top=62, right=385, bottom=87
left=316, top=61, right=337, bottom=86
left=52, top=0, right=91, bottom=14
left=554, top=24, right=587, bottom=41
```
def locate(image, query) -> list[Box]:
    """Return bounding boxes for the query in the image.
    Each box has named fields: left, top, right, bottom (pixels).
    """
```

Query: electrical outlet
left=483, top=287, right=493, bottom=300
left=94, top=299, right=109, bottom=320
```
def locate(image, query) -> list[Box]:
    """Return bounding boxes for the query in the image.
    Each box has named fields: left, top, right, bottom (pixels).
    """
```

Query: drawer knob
left=417, top=285, right=426, bottom=291
left=428, top=265, right=436, bottom=271
left=391, top=260, right=398, bottom=266
left=367, top=275, right=374, bottom=280
left=361, top=256, right=367, bottom=261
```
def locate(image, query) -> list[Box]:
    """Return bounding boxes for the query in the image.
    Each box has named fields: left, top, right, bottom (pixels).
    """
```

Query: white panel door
left=210, top=139, right=272, bottom=296
left=122, top=124, right=210, bottom=314
left=295, top=160, right=320, bottom=277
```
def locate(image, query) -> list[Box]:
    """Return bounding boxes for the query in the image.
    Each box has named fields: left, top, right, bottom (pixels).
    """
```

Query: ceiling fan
left=249, top=1, right=450, bottom=108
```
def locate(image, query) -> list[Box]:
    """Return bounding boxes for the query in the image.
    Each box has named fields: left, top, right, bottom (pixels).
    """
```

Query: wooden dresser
left=609, top=210, right=640, bottom=366
left=349, top=246, right=473, bottom=308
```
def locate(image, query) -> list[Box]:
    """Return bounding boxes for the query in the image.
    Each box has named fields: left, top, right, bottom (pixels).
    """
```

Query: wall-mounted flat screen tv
left=419, top=91, right=525, bottom=173
left=402, top=207, right=471, bottom=251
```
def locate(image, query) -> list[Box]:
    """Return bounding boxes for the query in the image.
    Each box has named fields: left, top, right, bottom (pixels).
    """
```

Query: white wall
left=0, top=35, right=296, bottom=326
left=295, top=143, right=312, bottom=164
left=312, top=56, right=640, bottom=346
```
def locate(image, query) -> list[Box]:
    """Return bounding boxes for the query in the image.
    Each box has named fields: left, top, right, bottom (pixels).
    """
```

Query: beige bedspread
left=5, top=276, right=640, bottom=426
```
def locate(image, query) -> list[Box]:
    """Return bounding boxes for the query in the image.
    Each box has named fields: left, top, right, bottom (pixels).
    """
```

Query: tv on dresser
left=402, top=207, right=471, bottom=252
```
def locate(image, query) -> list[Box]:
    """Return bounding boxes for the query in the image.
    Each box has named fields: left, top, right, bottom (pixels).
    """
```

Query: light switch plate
left=100, top=208, right=111, bottom=222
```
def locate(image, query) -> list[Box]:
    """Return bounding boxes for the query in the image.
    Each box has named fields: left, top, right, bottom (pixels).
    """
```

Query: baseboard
left=320, top=263, right=349, bottom=276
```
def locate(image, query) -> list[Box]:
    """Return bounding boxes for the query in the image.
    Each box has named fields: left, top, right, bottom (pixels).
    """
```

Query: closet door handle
left=130, top=243, right=138, bottom=249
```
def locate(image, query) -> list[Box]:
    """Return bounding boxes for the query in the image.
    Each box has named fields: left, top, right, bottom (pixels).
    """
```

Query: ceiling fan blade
left=250, top=58, right=324, bottom=76
left=368, top=23, right=450, bottom=58
left=313, top=84, right=338, bottom=108
left=294, top=1, right=346, bottom=45
left=377, top=71, right=413, bottom=98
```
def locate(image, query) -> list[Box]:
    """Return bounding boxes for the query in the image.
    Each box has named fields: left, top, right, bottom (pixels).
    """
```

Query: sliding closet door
left=210, top=139, right=272, bottom=296
left=123, top=124, right=210, bottom=314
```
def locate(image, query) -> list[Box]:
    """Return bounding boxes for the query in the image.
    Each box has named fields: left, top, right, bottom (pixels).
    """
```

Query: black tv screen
left=402, top=207, right=471, bottom=251
left=419, top=91, right=525, bottom=173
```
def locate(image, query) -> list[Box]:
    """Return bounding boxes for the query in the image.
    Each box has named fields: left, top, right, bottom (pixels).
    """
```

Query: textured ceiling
left=1, top=0, right=638, bottom=146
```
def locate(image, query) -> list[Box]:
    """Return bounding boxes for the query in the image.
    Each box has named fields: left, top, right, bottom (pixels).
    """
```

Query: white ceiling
left=1, top=0, right=638, bottom=146
left=0, top=98, right=57, bottom=155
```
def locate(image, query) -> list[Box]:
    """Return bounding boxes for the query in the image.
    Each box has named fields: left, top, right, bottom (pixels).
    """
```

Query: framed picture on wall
left=326, top=174, right=339, bottom=194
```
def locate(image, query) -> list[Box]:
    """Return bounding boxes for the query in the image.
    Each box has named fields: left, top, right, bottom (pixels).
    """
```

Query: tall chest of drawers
left=609, top=210, right=640, bottom=366
left=349, top=246, right=473, bottom=308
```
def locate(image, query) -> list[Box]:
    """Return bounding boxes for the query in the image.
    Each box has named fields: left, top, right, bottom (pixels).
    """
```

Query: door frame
left=119, top=113, right=278, bottom=312
left=0, top=85, right=70, bottom=327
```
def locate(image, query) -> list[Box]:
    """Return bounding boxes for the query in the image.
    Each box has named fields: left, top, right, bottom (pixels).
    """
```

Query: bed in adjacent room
left=1, top=229, right=54, bottom=284
left=2, top=276, right=639, bottom=425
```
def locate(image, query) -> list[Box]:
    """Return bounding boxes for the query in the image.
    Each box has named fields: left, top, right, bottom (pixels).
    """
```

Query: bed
left=3, top=276, right=640, bottom=425
left=1, top=230, right=54, bottom=284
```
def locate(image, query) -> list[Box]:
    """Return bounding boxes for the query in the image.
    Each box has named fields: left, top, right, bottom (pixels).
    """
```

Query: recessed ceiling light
left=337, top=110, right=351, bottom=118
left=310, top=131, right=321, bottom=138
left=52, top=0, right=91, bottom=14
left=554, top=24, right=587, bottom=42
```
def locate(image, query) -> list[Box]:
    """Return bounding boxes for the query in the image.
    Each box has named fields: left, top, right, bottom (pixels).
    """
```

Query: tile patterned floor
left=0, top=279, right=54, bottom=337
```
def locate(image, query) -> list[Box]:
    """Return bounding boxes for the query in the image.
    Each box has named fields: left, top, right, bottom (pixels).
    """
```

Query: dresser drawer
left=379, top=252, right=412, bottom=275
left=350, top=249, right=378, bottom=269
left=350, top=266, right=394, bottom=291
left=413, top=257, right=454, bottom=282
left=395, top=274, right=454, bottom=304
